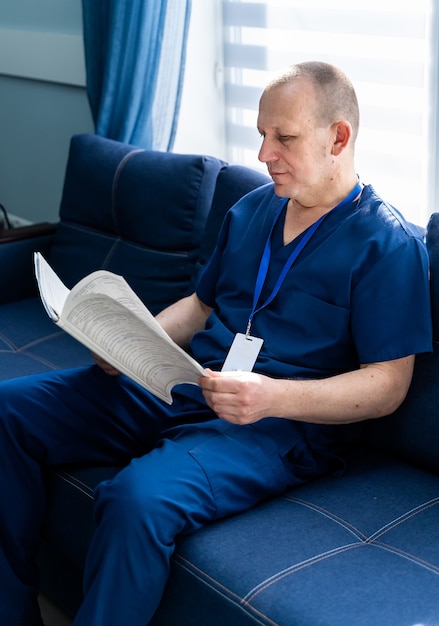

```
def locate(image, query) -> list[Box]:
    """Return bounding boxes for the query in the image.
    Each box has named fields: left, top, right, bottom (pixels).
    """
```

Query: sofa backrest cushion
left=48, top=134, right=225, bottom=314
left=187, top=164, right=271, bottom=292
left=363, top=212, right=439, bottom=474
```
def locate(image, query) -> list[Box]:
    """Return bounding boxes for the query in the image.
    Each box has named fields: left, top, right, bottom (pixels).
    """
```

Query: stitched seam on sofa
left=58, top=223, right=193, bottom=257
left=243, top=542, right=363, bottom=603
left=14, top=332, right=66, bottom=352
left=58, top=222, right=119, bottom=239
left=286, top=495, right=439, bottom=545
left=282, top=495, right=367, bottom=541
left=0, top=347, right=66, bottom=373
left=0, top=331, right=66, bottom=352
left=111, top=148, right=144, bottom=234
left=54, top=471, right=95, bottom=499
left=0, top=329, right=64, bottom=353
left=0, top=328, right=72, bottom=372
left=373, top=540, right=439, bottom=575
left=0, top=331, right=17, bottom=351
left=189, top=157, right=215, bottom=250
left=172, top=554, right=279, bottom=626
left=15, top=352, right=64, bottom=371
left=0, top=350, right=61, bottom=373
left=244, top=500, right=439, bottom=603
left=99, top=237, right=192, bottom=270
left=99, top=239, right=120, bottom=270
left=366, top=497, right=439, bottom=542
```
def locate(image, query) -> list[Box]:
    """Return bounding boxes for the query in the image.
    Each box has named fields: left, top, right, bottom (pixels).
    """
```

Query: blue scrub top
left=192, top=183, right=432, bottom=379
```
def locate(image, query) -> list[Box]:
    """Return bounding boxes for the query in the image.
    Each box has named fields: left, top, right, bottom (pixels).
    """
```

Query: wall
left=0, top=0, right=224, bottom=224
left=0, top=1, right=93, bottom=222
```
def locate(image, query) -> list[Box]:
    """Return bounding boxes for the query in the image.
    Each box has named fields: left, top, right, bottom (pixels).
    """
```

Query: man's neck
left=283, top=175, right=360, bottom=245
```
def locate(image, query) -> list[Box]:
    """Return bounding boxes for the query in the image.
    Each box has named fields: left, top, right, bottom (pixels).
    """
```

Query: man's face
left=257, top=79, right=336, bottom=204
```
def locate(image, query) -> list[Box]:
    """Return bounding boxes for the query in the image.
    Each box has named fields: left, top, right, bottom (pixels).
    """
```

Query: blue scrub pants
left=0, top=365, right=327, bottom=626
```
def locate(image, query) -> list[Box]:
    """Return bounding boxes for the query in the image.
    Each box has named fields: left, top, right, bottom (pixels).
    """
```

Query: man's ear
left=331, top=121, right=352, bottom=155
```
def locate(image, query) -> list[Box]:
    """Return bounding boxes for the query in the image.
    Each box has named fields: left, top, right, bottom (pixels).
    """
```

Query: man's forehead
left=257, top=82, right=317, bottom=126
left=265, top=75, right=315, bottom=94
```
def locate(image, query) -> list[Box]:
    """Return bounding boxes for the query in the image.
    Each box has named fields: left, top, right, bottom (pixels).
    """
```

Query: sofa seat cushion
left=41, top=448, right=439, bottom=625
left=0, top=297, right=92, bottom=380
left=158, top=448, right=439, bottom=626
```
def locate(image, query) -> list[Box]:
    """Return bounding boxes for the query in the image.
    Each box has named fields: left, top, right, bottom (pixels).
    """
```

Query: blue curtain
left=81, top=0, right=191, bottom=151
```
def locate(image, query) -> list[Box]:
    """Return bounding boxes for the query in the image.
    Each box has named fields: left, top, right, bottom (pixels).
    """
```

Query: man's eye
left=278, top=135, right=293, bottom=142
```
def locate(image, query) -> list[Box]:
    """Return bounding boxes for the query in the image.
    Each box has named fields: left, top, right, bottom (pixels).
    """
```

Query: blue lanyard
left=246, top=181, right=362, bottom=336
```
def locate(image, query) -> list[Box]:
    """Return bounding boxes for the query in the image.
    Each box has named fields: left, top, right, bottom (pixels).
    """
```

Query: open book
left=34, top=252, right=207, bottom=404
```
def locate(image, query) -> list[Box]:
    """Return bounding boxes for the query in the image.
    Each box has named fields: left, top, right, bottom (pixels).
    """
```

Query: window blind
left=222, top=0, right=434, bottom=224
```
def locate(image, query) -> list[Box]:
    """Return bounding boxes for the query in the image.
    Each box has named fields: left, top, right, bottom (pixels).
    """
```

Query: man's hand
left=92, top=353, right=121, bottom=377
left=199, top=369, right=276, bottom=424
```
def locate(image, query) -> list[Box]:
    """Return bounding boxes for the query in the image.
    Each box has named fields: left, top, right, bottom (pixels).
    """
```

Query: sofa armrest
left=0, top=222, right=57, bottom=244
left=0, top=223, right=57, bottom=303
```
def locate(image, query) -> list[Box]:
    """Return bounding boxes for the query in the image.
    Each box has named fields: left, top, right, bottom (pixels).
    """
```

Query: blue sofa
left=1, top=133, right=439, bottom=625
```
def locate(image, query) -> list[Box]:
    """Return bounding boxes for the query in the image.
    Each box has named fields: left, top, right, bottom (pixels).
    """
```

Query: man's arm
left=155, top=293, right=213, bottom=350
left=199, top=355, right=415, bottom=425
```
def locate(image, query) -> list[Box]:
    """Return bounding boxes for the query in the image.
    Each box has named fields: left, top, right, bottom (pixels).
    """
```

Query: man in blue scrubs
left=0, top=62, right=432, bottom=625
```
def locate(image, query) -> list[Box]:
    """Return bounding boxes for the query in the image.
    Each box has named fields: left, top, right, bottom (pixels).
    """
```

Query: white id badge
left=222, top=333, right=264, bottom=372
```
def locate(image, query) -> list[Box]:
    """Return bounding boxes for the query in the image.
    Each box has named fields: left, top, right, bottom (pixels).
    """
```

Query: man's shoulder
left=358, top=184, right=425, bottom=243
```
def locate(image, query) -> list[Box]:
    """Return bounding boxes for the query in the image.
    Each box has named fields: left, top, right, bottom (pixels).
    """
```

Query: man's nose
left=258, top=137, right=276, bottom=163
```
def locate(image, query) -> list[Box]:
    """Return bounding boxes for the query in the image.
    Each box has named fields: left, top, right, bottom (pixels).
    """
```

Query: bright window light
left=223, top=0, right=434, bottom=225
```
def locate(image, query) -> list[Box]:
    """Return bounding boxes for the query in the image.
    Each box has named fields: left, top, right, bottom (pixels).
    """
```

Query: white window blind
left=222, top=0, right=434, bottom=225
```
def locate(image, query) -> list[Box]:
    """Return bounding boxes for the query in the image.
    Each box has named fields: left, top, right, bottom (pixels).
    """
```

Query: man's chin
left=272, top=181, right=292, bottom=198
